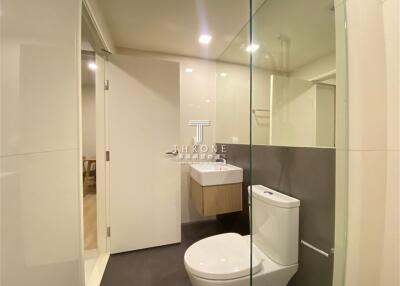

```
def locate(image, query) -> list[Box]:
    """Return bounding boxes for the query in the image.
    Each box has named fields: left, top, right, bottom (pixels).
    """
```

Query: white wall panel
left=1, top=0, right=83, bottom=285
left=345, top=0, right=399, bottom=285
left=1, top=150, right=81, bottom=286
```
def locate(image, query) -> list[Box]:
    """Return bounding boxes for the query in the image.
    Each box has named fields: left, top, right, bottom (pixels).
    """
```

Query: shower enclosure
left=215, top=0, right=348, bottom=285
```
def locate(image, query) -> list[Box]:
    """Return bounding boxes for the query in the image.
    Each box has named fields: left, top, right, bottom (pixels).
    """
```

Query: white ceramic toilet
left=184, top=185, right=300, bottom=286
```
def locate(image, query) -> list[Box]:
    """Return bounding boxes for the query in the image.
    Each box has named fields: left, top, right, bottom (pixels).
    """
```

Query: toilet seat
left=184, top=233, right=262, bottom=280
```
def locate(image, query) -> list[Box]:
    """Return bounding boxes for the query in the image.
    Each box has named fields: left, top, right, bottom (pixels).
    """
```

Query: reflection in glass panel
left=269, top=76, right=335, bottom=146
left=217, top=0, right=348, bottom=286
left=217, top=0, right=337, bottom=148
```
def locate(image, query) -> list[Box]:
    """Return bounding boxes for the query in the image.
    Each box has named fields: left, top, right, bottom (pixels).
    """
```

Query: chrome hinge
left=107, top=226, right=111, bottom=237
left=106, top=151, right=110, bottom=161
left=105, top=80, right=110, bottom=91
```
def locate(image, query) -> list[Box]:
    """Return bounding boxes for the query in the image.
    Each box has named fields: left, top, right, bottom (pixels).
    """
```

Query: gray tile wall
left=217, top=144, right=335, bottom=286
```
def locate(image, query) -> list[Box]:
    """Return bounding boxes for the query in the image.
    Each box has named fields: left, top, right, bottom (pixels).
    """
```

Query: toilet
left=184, top=185, right=300, bottom=286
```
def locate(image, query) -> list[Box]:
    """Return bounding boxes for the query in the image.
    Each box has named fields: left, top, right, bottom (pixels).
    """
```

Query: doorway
left=81, top=8, right=110, bottom=285
left=81, top=47, right=98, bottom=278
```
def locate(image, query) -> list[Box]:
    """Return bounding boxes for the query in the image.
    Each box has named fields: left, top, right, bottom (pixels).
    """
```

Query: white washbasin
left=190, top=163, right=243, bottom=186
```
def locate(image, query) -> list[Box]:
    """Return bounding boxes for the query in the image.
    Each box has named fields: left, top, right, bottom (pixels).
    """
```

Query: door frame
left=80, top=1, right=112, bottom=285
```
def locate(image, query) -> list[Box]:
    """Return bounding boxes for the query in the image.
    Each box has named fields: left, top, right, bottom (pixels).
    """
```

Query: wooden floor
left=84, top=187, right=97, bottom=250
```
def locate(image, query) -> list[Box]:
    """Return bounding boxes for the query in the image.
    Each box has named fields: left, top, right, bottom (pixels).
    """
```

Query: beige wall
left=345, top=0, right=399, bottom=286
left=82, top=84, right=96, bottom=158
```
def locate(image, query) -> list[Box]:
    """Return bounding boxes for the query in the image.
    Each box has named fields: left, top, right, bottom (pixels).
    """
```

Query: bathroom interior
left=78, top=0, right=346, bottom=285
left=2, top=0, right=398, bottom=286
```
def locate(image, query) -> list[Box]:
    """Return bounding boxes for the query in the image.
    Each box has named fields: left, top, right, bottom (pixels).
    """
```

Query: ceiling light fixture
left=198, top=34, right=212, bottom=45
left=185, top=68, right=193, bottom=73
left=246, top=43, right=259, bottom=53
left=220, top=72, right=228, bottom=77
left=88, top=62, right=97, bottom=71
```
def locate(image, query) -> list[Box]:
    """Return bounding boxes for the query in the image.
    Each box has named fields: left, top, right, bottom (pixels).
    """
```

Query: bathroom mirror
left=216, top=0, right=337, bottom=148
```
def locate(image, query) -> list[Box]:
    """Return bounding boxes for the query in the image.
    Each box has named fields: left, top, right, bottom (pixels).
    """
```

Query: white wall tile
left=178, top=58, right=217, bottom=223
left=345, top=1, right=399, bottom=286
left=179, top=58, right=216, bottom=148
left=216, top=62, right=269, bottom=145
left=1, top=0, right=80, bottom=157
left=346, top=150, right=388, bottom=286
left=382, top=0, right=399, bottom=151
left=1, top=1, right=83, bottom=285
left=1, top=44, right=79, bottom=156
left=346, top=0, right=388, bottom=151
left=379, top=150, right=399, bottom=286
left=1, top=150, right=82, bottom=286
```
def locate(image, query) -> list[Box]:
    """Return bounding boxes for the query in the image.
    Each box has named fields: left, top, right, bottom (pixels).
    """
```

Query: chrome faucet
left=215, top=155, right=227, bottom=164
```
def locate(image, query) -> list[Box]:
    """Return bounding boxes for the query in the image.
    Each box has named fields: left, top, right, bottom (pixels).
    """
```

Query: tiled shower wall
left=218, top=144, right=336, bottom=286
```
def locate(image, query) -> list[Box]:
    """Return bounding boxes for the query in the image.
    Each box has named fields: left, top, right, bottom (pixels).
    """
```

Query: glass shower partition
left=215, top=0, right=348, bottom=284
left=215, top=0, right=253, bottom=284
left=250, top=1, right=349, bottom=286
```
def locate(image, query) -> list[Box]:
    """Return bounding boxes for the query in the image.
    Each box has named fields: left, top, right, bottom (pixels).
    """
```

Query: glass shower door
left=249, top=0, right=349, bottom=286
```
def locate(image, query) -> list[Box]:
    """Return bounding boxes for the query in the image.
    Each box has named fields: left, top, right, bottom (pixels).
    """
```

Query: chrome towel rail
left=300, top=240, right=332, bottom=258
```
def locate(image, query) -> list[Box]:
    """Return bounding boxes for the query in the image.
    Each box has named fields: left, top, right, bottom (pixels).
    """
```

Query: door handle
left=165, top=150, right=179, bottom=156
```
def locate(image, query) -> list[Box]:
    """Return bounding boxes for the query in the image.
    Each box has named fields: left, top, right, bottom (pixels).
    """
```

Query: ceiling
left=219, top=0, right=336, bottom=71
left=98, top=0, right=266, bottom=59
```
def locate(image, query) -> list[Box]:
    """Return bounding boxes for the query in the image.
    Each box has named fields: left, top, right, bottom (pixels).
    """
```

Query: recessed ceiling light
left=198, top=34, right=212, bottom=45
left=246, top=43, right=259, bottom=53
left=220, top=72, right=228, bottom=77
left=88, top=62, right=97, bottom=71
left=185, top=68, right=193, bottom=73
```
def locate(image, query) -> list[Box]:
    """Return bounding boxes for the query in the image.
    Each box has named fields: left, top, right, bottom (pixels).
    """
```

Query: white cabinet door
left=108, top=54, right=181, bottom=254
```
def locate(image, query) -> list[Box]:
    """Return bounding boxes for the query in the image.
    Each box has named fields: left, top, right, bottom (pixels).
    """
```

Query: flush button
left=264, top=191, right=273, bottom=195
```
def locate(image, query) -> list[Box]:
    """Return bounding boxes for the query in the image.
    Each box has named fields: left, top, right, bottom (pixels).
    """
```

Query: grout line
left=347, top=149, right=400, bottom=152
left=0, top=147, right=79, bottom=158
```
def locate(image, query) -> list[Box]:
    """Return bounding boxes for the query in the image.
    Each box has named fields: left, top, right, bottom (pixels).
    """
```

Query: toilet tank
left=250, top=185, right=300, bottom=266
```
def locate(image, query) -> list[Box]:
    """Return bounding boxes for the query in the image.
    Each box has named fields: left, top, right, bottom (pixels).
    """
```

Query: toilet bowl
left=184, top=233, right=298, bottom=286
left=184, top=185, right=300, bottom=286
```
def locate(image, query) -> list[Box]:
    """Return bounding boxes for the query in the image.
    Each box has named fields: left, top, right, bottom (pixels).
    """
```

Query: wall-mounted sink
left=190, top=163, right=243, bottom=186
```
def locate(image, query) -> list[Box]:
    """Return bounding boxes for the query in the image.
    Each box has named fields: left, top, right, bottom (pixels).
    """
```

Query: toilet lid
left=184, top=233, right=262, bottom=280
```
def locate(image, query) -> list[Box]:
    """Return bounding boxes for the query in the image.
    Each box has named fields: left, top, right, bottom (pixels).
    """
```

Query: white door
left=108, top=54, right=181, bottom=254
